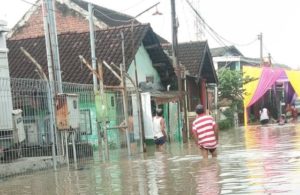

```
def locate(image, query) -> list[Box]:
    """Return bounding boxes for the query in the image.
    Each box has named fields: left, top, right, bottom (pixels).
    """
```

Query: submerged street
left=1, top=123, right=300, bottom=194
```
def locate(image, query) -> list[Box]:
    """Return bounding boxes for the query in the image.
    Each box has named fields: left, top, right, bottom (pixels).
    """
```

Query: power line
left=93, top=2, right=160, bottom=24
left=185, top=0, right=257, bottom=48
left=93, top=7, right=134, bottom=23
left=19, top=0, right=38, bottom=6
left=119, top=0, right=148, bottom=12
left=180, top=0, right=193, bottom=41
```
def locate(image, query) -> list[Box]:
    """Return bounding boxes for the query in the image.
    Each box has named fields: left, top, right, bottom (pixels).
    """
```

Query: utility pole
left=171, top=0, right=187, bottom=142
left=131, top=23, right=146, bottom=152
left=42, top=0, right=62, bottom=155
left=258, top=32, right=263, bottom=66
left=43, top=0, right=62, bottom=92
left=88, top=3, right=98, bottom=92
left=120, top=31, right=131, bottom=156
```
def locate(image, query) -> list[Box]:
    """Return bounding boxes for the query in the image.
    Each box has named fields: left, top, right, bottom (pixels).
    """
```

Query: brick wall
left=10, top=5, right=93, bottom=40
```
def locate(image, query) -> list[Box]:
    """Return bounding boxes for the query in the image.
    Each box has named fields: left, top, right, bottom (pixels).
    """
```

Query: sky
left=1, top=0, right=300, bottom=69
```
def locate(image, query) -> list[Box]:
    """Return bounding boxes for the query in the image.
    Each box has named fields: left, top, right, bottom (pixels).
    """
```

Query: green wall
left=127, top=43, right=161, bottom=86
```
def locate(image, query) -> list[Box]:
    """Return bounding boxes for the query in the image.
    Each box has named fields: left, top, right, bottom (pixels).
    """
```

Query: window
left=79, top=109, right=92, bottom=135
left=73, top=100, right=77, bottom=109
left=146, top=76, right=154, bottom=83
left=111, top=96, right=115, bottom=107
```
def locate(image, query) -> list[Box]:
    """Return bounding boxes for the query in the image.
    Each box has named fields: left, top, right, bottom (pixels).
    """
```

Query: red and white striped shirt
left=192, top=114, right=217, bottom=149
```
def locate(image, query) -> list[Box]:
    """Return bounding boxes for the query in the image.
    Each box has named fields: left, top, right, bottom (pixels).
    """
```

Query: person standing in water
left=119, top=115, right=135, bottom=152
left=152, top=108, right=167, bottom=151
left=259, top=107, right=269, bottom=125
left=192, top=104, right=218, bottom=159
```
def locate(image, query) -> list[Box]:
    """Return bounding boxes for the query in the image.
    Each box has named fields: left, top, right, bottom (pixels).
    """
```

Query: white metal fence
left=0, top=77, right=137, bottom=178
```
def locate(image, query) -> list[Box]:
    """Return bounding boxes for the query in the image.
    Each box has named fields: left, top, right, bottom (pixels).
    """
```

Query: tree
left=218, top=68, right=256, bottom=103
left=217, top=68, right=257, bottom=126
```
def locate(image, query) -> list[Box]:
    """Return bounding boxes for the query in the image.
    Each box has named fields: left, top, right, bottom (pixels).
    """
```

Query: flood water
left=1, top=123, right=300, bottom=194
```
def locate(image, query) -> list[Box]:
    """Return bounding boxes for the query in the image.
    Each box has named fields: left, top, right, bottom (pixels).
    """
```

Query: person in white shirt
left=152, top=108, right=167, bottom=151
left=259, top=107, right=269, bottom=125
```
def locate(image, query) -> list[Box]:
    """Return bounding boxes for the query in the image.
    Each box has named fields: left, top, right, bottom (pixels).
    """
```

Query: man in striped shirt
left=192, top=104, right=219, bottom=159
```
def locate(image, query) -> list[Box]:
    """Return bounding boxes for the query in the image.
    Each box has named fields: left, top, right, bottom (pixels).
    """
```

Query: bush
left=217, top=119, right=232, bottom=130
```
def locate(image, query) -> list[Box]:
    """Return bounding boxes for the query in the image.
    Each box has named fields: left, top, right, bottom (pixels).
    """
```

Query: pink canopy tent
left=243, top=66, right=300, bottom=126
left=247, top=67, right=285, bottom=107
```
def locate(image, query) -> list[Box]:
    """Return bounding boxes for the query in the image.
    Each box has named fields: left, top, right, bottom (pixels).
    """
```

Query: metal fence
left=0, top=76, right=183, bottom=179
left=0, top=77, right=138, bottom=178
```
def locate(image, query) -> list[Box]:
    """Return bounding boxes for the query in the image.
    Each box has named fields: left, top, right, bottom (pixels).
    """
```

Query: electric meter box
left=56, top=93, right=80, bottom=131
left=12, top=109, right=25, bottom=143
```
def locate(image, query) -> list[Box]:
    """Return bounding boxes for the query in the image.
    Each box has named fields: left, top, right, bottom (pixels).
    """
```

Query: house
left=211, top=46, right=291, bottom=71
left=163, top=41, right=218, bottom=135
left=210, top=45, right=275, bottom=71
left=164, top=41, right=217, bottom=111
left=8, top=0, right=168, bottom=43
left=7, top=24, right=175, bottom=147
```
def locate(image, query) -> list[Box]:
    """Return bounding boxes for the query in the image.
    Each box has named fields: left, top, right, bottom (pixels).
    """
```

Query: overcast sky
left=1, top=0, right=300, bottom=69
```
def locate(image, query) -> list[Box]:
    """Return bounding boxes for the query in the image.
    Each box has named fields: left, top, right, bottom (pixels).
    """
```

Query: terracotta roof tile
left=163, top=41, right=217, bottom=83
left=7, top=24, right=174, bottom=86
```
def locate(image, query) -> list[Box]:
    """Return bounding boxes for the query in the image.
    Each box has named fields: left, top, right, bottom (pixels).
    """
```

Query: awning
left=150, top=91, right=185, bottom=105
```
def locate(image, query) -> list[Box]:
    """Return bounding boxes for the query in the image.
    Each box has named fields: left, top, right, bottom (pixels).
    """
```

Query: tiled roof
left=71, top=0, right=169, bottom=44
left=71, top=0, right=134, bottom=27
left=210, top=45, right=243, bottom=57
left=163, top=41, right=217, bottom=83
left=7, top=24, right=174, bottom=86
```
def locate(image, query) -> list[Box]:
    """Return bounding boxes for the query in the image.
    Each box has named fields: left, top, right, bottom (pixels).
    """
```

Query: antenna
left=191, top=0, right=205, bottom=40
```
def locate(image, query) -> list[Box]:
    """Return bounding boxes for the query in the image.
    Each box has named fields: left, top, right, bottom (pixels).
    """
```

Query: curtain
left=243, top=66, right=262, bottom=125
left=285, top=70, right=300, bottom=97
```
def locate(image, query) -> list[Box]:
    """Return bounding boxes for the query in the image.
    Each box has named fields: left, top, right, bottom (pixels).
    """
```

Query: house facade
left=163, top=41, right=218, bottom=136
left=210, top=45, right=264, bottom=71
left=7, top=24, right=175, bottom=147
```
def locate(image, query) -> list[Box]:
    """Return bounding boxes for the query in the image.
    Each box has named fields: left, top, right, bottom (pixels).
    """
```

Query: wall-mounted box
left=12, top=109, right=25, bottom=143
left=56, top=93, right=80, bottom=131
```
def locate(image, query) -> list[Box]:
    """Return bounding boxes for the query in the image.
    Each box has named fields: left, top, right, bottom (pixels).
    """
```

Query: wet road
left=1, top=123, right=300, bottom=194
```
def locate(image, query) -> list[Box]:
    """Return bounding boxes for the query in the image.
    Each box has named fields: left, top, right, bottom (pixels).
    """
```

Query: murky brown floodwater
left=1, top=123, right=300, bottom=195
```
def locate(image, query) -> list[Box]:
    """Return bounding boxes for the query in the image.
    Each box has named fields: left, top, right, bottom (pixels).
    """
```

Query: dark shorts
left=154, top=136, right=165, bottom=145
left=129, top=132, right=134, bottom=143
left=260, top=119, right=269, bottom=125
left=200, top=146, right=216, bottom=154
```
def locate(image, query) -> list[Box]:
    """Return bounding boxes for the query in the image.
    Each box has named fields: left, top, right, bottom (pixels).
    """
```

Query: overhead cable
left=185, top=0, right=257, bottom=48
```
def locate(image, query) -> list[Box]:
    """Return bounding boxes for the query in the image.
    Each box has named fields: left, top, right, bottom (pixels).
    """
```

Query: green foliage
left=217, top=68, right=257, bottom=109
left=217, top=119, right=232, bottom=130
left=217, top=107, right=235, bottom=130
left=223, top=107, right=234, bottom=125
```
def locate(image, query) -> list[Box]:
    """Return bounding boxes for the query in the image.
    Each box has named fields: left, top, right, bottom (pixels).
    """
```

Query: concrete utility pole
left=171, top=0, right=187, bottom=142
left=88, top=3, right=98, bottom=92
left=120, top=32, right=131, bottom=156
left=171, top=0, right=180, bottom=89
left=258, top=32, right=263, bottom=66
left=43, top=0, right=62, bottom=93
left=268, top=53, right=272, bottom=67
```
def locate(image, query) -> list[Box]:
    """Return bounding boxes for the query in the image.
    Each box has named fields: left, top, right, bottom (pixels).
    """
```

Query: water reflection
left=195, top=159, right=220, bottom=195
left=1, top=125, right=300, bottom=194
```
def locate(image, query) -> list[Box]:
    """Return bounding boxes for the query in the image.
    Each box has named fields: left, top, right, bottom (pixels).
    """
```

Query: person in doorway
left=152, top=108, right=167, bottom=151
left=192, top=104, right=218, bottom=159
left=259, top=107, right=269, bottom=125
left=119, top=115, right=135, bottom=152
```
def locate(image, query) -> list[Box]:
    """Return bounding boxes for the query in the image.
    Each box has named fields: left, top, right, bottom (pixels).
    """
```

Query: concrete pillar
left=0, top=20, right=13, bottom=130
